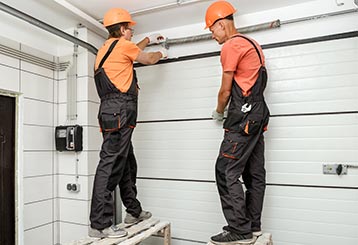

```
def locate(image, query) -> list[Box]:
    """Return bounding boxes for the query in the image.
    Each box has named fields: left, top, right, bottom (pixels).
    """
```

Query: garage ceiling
left=1, top=0, right=315, bottom=36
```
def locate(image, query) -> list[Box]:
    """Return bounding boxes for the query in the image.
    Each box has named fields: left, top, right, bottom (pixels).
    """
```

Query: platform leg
left=163, top=224, right=171, bottom=245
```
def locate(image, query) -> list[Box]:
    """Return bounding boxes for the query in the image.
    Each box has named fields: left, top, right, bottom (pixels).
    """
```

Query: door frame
left=0, top=89, right=23, bottom=245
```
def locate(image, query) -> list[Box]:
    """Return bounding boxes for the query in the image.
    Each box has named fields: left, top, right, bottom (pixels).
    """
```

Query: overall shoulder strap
left=97, top=39, right=119, bottom=69
left=232, top=35, right=263, bottom=65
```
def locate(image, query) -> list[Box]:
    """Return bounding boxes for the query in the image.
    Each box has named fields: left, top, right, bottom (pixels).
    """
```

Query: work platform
left=64, top=218, right=171, bottom=245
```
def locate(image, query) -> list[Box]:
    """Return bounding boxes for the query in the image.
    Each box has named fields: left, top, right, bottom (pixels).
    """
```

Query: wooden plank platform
left=64, top=218, right=171, bottom=245
left=207, top=233, right=273, bottom=245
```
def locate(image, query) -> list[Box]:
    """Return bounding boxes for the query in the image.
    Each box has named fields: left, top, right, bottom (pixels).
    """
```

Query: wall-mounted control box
left=323, top=164, right=348, bottom=175
left=55, top=125, right=83, bottom=152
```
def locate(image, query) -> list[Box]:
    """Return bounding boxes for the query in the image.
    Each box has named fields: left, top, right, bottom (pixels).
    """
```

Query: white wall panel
left=136, top=57, right=221, bottom=121
left=134, top=110, right=358, bottom=187
left=59, top=222, right=89, bottom=245
left=85, top=126, right=102, bottom=151
left=23, top=176, right=53, bottom=203
left=0, top=53, right=19, bottom=69
left=137, top=37, right=358, bottom=122
left=77, top=76, right=99, bottom=103
left=76, top=101, right=99, bottom=127
left=24, top=224, right=53, bottom=245
left=23, top=151, right=53, bottom=177
left=131, top=179, right=225, bottom=243
left=263, top=186, right=358, bottom=245
left=57, top=151, right=99, bottom=176
left=0, top=64, right=19, bottom=92
left=24, top=199, right=53, bottom=230
left=265, top=114, right=358, bottom=187
left=58, top=76, right=99, bottom=104
left=58, top=199, right=89, bottom=225
left=0, top=36, right=20, bottom=68
left=23, top=125, right=53, bottom=151
left=77, top=51, right=93, bottom=78
left=20, top=61, right=54, bottom=79
left=135, top=180, right=358, bottom=245
left=20, top=71, right=54, bottom=102
left=133, top=121, right=223, bottom=181
left=265, top=37, right=358, bottom=115
left=23, top=99, right=53, bottom=126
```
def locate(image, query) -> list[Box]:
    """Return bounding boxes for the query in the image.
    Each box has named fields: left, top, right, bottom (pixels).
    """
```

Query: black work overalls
left=90, top=39, right=142, bottom=230
left=215, top=35, right=270, bottom=235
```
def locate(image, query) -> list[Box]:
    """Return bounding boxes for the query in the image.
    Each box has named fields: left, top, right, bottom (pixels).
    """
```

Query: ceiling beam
left=53, top=0, right=107, bottom=38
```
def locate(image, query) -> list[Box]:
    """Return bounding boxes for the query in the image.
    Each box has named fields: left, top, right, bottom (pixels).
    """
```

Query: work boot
left=88, top=225, right=127, bottom=238
left=210, top=230, right=254, bottom=244
left=124, top=210, right=152, bottom=225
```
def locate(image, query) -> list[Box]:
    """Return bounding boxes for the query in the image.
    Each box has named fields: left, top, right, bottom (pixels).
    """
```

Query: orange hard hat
left=205, top=1, right=236, bottom=29
left=103, top=8, right=136, bottom=27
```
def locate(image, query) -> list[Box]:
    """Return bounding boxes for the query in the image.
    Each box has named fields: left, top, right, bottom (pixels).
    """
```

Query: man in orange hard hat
left=206, top=1, right=270, bottom=244
left=89, top=8, right=168, bottom=238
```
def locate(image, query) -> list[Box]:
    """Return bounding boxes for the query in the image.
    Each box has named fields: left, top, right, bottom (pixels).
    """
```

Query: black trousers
left=90, top=127, right=142, bottom=230
left=215, top=130, right=266, bottom=235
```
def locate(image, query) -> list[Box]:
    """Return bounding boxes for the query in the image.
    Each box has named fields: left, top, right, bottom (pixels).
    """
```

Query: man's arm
left=136, top=38, right=149, bottom=50
left=135, top=48, right=167, bottom=65
left=216, top=71, right=234, bottom=113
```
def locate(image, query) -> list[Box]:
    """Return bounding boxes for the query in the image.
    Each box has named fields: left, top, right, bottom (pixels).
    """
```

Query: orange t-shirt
left=95, top=38, right=141, bottom=93
left=220, top=34, right=265, bottom=96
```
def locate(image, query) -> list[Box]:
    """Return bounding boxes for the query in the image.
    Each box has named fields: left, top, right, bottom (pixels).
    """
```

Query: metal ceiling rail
left=166, top=20, right=281, bottom=47
left=0, top=1, right=98, bottom=55
left=165, top=8, right=358, bottom=47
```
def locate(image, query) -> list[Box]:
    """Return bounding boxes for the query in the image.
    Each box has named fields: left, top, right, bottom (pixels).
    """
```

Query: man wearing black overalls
left=205, top=1, right=270, bottom=244
left=89, top=8, right=168, bottom=238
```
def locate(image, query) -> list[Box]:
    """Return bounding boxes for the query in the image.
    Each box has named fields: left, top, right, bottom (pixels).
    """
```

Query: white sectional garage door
left=131, top=33, right=358, bottom=245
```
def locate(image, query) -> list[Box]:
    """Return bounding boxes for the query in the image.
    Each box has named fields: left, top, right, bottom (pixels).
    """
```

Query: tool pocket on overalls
left=221, top=132, right=246, bottom=160
left=238, top=116, right=262, bottom=136
left=98, top=113, right=121, bottom=132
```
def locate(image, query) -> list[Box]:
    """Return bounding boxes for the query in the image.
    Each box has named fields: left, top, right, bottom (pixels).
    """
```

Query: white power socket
left=66, top=183, right=80, bottom=193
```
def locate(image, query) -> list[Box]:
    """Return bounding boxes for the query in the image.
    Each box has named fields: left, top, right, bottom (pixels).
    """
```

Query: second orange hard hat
left=205, top=1, right=236, bottom=29
left=103, top=8, right=136, bottom=27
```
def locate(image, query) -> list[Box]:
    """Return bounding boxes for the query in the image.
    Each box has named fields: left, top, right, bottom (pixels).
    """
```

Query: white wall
left=0, top=35, right=57, bottom=245
left=0, top=20, right=100, bottom=245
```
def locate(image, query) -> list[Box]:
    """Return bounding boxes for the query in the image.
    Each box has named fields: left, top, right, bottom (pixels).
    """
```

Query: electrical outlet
left=66, top=183, right=80, bottom=192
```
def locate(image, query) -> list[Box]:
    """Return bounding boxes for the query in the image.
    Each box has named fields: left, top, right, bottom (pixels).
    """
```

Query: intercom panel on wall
left=55, top=125, right=83, bottom=152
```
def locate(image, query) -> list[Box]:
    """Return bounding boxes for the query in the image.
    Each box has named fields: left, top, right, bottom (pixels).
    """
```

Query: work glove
left=212, top=109, right=224, bottom=121
left=147, top=33, right=165, bottom=44
left=158, top=46, right=168, bottom=59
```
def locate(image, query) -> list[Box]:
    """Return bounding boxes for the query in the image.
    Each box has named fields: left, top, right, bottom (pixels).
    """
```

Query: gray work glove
left=212, top=109, right=224, bottom=121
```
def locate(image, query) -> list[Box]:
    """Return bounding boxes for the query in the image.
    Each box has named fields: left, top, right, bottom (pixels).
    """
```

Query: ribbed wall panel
left=132, top=36, right=358, bottom=245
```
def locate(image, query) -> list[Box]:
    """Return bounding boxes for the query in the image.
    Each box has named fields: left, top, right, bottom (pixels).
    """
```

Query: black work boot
left=210, top=230, right=254, bottom=244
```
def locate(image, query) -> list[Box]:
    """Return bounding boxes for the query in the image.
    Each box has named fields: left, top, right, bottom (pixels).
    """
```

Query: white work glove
left=212, top=109, right=224, bottom=121
left=158, top=46, right=168, bottom=59
left=147, top=33, right=165, bottom=44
